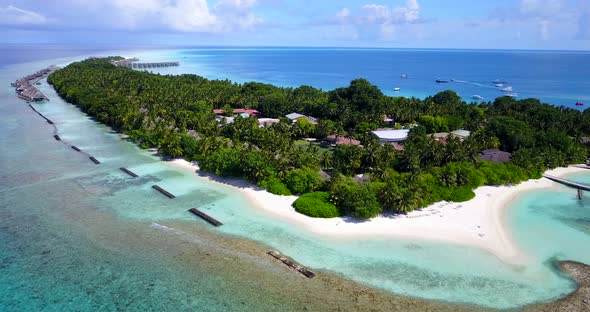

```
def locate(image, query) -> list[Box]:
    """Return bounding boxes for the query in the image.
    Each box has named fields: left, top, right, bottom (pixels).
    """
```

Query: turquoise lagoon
left=1, top=50, right=590, bottom=310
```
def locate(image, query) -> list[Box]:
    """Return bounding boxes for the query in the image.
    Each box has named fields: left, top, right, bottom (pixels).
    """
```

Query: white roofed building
left=285, top=113, right=318, bottom=125
left=450, top=129, right=471, bottom=140
left=370, top=129, right=410, bottom=143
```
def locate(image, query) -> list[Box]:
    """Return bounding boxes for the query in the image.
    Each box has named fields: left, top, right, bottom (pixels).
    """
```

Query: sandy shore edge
left=167, top=159, right=588, bottom=265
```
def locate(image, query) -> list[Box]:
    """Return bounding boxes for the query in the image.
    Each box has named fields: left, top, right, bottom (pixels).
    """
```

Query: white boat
left=495, top=83, right=504, bottom=88
left=471, top=95, right=484, bottom=100
left=506, top=93, right=518, bottom=97
left=501, top=86, right=513, bottom=92
left=393, top=87, right=401, bottom=92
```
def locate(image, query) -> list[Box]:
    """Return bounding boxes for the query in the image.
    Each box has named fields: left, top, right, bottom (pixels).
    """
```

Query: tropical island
left=47, top=57, right=590, bottom=221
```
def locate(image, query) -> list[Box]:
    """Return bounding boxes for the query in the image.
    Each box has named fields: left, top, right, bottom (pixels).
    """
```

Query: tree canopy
left=47, top=58, right=590, bottom=219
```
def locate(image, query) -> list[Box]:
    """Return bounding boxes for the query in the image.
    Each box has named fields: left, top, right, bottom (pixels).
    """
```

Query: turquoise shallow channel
left=1, top=50, right=590, bottom=310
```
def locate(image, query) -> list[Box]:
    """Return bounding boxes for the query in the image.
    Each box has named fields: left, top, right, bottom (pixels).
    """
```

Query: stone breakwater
left=11, top=66, right=57, bottom=101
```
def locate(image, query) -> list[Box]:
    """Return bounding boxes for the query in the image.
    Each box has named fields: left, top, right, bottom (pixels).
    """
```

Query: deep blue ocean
left=135, top=48, right=590, bottom=109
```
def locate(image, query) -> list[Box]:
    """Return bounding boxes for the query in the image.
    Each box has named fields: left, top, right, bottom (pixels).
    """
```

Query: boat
left=501, top=86, right=513, bottom=92
left=493, top=79, right=507, bottom=84
left=393, top=87, right=401, bottom=92
left=495, top=83, right=504, bottom=88
left=506, top=93, right=518, bottom=97
left=576, top=101, right=585, bottom=106
left=436, top=79, right=449, bottom=83
left=400, top=74, right=408, bottom=78
left=471, top=95, right=484, bottom=100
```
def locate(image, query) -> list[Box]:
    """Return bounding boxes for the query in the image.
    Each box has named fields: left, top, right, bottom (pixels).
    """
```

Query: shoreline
left=167, top=158, right=588, bottom=265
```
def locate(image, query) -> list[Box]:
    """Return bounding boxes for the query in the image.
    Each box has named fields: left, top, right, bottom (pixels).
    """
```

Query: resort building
left=450, top=129, right=471, bottom=140
left=370, top=129, right=410, bottom=143
left=258, top=118, right=280, bottom=128
left=431, top=132, right=450, bottom=143
left=389, top=142, right=405, bottom=151
left=285, top=113, right=318, bottom=125
left=213, top=108, right=261, bottom=117
left=479, top=149, right=512, bottom=163
left=234, top=109, right=261, bottom=117
left=326, top=134, right=361, bottom=146
left=216, top=116, right=235, bottom=125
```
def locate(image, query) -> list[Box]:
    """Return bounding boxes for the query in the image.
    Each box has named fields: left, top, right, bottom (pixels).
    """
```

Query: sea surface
left=132, top=47, right=590, bottom=109
left=1, top=46, right=590, bottom=311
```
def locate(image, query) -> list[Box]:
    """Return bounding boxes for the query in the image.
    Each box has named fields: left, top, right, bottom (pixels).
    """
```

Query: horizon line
left=2, top=43, right=589, bottom=53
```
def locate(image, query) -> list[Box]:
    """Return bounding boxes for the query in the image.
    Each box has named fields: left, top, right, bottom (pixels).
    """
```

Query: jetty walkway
left=11, top=66, right=57, bottom=101
left=543, top=174, right=590, bottom=199
left=112, top=58, right=178, bottom=69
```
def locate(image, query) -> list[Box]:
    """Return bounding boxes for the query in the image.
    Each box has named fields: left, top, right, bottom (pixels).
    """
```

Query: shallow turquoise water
left=1, top=52, right=590, bottom=310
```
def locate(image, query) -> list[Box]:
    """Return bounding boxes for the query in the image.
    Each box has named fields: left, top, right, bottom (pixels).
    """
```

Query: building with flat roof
left=285, top=113, right=318, bottom=125
left=450, top=129, right=471, bottom=139
left=371, top=129, right=410, bottom=143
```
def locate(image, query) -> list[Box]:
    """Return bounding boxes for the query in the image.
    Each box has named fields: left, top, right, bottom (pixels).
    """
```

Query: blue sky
left=1, top=0, right=589, bottom=50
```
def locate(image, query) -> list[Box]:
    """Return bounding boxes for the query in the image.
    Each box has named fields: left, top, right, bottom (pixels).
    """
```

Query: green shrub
left=445, top=187, right=476, bottom=202
left=258, top=178, right=292, bottom=196
left=293, top=192, right=340, bottom=218
left=284, top=167, right=323, bottom=194
left=330, top=177, right=382, bottom=219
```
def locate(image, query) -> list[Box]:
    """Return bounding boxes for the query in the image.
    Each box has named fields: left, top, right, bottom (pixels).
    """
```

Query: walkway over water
left=543, top=174, right=590, bottom=199
left=111, top=58, right=179, bottom=69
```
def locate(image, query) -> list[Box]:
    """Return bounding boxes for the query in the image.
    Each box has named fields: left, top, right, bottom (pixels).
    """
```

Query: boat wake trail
left=452, top=79, right=496, bottom=89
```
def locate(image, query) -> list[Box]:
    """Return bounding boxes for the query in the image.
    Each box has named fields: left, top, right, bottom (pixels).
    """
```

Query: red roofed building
left=213, top=108, right=261, bottom=117
left=326, top=134, right=361, bottom=146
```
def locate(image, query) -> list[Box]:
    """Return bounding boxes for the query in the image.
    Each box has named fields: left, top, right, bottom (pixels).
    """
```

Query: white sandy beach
left=168, top=159, right=588, bottom=265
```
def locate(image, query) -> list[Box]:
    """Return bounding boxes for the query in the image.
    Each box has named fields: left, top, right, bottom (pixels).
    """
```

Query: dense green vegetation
left=48, top=58, right=590, bottom=219
left=293, top=192, right=340, bottom=218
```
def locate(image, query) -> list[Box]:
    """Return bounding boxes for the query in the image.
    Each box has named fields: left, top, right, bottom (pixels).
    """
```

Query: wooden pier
left=188, top=208, right=223, bottom=227
left=543, top=174, right=590, bottom=200
left=130, top=62, right=179, bottom=69
left=112, top=58, right=178, bottom=69
left=119, top=167, right=138, bottom=178
left=12, top=67, right=56, bottom=102
left=267, top=250, right=315, bottom=278
left=152, top=185, right=175, bottom=199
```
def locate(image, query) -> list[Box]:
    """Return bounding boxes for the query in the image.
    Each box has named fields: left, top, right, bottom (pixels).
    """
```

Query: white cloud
left=334, top=0, right=422, bottom=40
left=0, top=5, right=48, bottom=25
left=45, top=0, right=262, bottom=33
left=160, top=0, right=219, bottom=32
left=215, top=0, right=258, bottom=12
left=336, top=8, right=351, bottom=19
left=392, top=0, right=420, bottom=23
left=519, top=0, right=563, bottom=18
